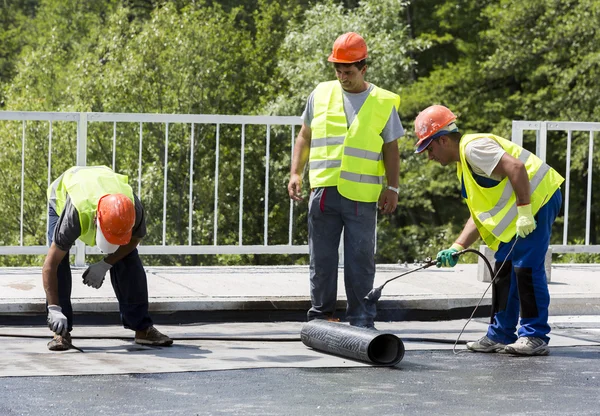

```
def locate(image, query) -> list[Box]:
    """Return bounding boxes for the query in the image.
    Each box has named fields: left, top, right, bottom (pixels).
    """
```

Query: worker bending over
left=43, top=165, right=172, bottom=351
left=414, top=105, right=563, bottom=356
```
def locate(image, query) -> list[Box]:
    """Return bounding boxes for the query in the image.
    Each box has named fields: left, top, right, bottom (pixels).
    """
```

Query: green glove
left=436, top=243, right=465, bottom=268
left=516, top=204, right=536, bottom=238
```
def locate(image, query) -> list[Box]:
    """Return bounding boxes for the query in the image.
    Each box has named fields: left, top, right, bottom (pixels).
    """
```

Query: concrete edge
left=1, top=295, right=599, bottom=315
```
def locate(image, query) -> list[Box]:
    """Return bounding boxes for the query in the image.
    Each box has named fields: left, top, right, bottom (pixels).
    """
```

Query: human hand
left=82, top=260, right=112, bottom=289
left=47, top=305, right=68, bottom=336
left=436, top=243, right=464, bottom=268
left=378, top=187, right=399, bottom=214
left=287, top=174, right=303, bottom=201
left=516, top=204, right=536, bottom=238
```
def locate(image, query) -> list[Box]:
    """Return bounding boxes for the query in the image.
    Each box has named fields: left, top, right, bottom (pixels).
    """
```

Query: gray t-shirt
left=301, top=83, right=405, bottom=143
left=53, top=194, right=146, bottom=251
left=465, top=138, right=506, bottom=181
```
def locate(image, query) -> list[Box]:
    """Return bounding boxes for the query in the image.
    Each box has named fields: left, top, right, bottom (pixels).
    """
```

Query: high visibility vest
left=457, top=134, right=564, bottom=249
left=48, top=166, right=134, bottom=246
left=309, top=81, right=400, bottom=202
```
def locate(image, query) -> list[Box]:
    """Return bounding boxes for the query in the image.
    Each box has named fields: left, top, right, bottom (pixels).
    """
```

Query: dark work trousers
left=47, top=206, right=153, bottom=332
left=487, top=189, right=562, bottom=344
left=307, top=186, right=377, bottom=327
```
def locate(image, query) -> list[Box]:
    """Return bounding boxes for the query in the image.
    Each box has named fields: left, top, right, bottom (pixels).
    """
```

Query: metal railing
left=1, top=112, right=597, bottom=264
left=0, top=111, right=306, bottom=265
left=512, top=121, right=599, bottom=253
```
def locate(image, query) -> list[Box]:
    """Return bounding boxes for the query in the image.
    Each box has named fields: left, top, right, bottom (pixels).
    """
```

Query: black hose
left=453, top=248, right=495, bottom=276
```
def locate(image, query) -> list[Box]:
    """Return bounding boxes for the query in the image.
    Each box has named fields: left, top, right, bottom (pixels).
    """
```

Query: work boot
left=466, top=335, right=506, bottom=353
left=135, top=326, right=173, bottom=346
left=504, top=337, right=549, bottom=356
left=47, top=333, right=72, bottom=351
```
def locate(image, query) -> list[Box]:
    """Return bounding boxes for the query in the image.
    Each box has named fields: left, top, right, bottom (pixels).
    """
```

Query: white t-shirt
left=464, top=138, right=506, bottom=181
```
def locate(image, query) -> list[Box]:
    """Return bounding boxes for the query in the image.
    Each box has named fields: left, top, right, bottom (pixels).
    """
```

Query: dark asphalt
left=2, top=346, right=599, bottom=415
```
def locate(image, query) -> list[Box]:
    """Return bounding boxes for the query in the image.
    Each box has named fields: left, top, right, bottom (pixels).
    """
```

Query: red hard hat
left=414, top=105, right=458, bottom=153
left=328, top=32, right=368, bottom=63
left=97, top=193, right=135, bottom=246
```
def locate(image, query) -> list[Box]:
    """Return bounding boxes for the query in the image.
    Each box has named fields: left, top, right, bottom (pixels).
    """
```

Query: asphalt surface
left=2, top=347, right=599, bottom=416
left=1, top=317, right=600, bottom=415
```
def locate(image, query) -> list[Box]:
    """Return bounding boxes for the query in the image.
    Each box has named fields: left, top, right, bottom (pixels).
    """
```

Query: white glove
left=516, top=204, right=537, bottom=238
left=47, top=305, right=68, bottom=336
left=82, top=260, right=112, bottom=289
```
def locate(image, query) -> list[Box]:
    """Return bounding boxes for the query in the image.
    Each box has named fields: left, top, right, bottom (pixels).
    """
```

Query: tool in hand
left=364, top=258, right=437, bottom=303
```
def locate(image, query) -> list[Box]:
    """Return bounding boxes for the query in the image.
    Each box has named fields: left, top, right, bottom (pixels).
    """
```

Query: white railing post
left=511, top=122, right=523, bottom=146
left=585, top=131, right=594, bottom=245
left=537, top=121, right=547, bottom=161
left=74, top=112, right=88, bottom=267
left=20, top=121, right=26, bottom=246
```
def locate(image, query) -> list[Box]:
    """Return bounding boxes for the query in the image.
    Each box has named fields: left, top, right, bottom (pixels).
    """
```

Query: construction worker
left=43, top=165, right=173, bottom=350
left=287, top=32, right=404, bottom=329
left=414, top=105, right=564, bottom=355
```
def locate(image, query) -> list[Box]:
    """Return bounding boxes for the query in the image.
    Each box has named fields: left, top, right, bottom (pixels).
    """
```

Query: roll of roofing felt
left=300, top=320, right=404, bottom=366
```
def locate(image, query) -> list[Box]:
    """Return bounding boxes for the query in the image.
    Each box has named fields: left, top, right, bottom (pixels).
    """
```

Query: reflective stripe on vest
left=457, top=134, right=564, bottom=249
left=339, top=171, right=382, bottom=185
left=309, top=80, right=400, bottom=202
left=47, top=165, right=134, bottom=246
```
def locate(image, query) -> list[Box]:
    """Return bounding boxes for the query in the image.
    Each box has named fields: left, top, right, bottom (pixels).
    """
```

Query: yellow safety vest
left=457, top=134, right=564, bottom=249
left=47, top=166, right=134, bottom=246
left=309, top=81, right=400, bottom=202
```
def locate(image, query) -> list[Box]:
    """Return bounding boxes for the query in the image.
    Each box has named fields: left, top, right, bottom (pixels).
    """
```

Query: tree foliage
left=0, top=0, right=598, bottom=265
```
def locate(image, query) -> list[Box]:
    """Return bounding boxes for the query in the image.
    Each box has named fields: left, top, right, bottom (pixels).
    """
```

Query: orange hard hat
left=96, top=193, right=135, bottom=246
left=328, top=32, right=368, bottom=64
left=414, top=105, right=458, bottom=153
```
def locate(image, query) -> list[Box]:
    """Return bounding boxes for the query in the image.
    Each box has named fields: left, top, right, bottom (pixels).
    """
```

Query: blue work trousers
left=47, top=207, right=153, bottom=332
left=307, top=186, right=377, bottom=327
left=487, top=190, right=562, bottom=344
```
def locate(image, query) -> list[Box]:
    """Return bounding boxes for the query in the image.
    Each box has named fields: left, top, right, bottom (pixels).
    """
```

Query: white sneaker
left=505, top=337, right=549, bottom=356
left=466, top=335, right=506, bottom=353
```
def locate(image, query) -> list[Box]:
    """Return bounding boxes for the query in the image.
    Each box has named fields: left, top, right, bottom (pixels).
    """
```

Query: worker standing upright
left=413, top=105, right=563, bottom=355
left=287, top=32, right=404, bottom=329
left=43, top=165, right=172, bottom=351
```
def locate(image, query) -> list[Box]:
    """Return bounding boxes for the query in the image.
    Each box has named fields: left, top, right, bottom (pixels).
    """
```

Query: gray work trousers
left=307, top=186, right=377, bottom=327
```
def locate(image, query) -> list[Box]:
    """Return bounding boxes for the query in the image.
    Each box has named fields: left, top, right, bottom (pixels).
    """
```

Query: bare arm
left=492, top=153, right=530, bottom=205
left=287, top=123, right=312, bottom=201
left=42, top=243, right=68, bottom=305
left=454, top=217, right=481, bottom=249
left=382, top=140, right=400, bottom=188
left=378, top=140, right=400, bottom=214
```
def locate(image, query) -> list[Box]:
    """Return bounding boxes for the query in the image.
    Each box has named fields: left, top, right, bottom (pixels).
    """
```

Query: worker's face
left=334, top=64, right=366, bottom=93
left=425, top=136, right=452, bottom=166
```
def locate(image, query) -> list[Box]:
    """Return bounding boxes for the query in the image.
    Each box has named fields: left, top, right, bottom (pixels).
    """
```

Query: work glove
left=516, top=204, right=536, bottom=238
left=436, top=243, right=464, bottom=268
left=82, top=260, right=112, bottom=289
left=47, top=305, right=68, bottom=336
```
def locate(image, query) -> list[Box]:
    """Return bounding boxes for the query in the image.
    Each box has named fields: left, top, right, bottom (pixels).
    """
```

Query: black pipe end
left=368, top=333, right=405, bottom=365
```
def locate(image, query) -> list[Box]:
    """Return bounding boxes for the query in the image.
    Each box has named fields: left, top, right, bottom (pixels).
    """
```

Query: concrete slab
left=1, top=263, right=599, bottom=317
